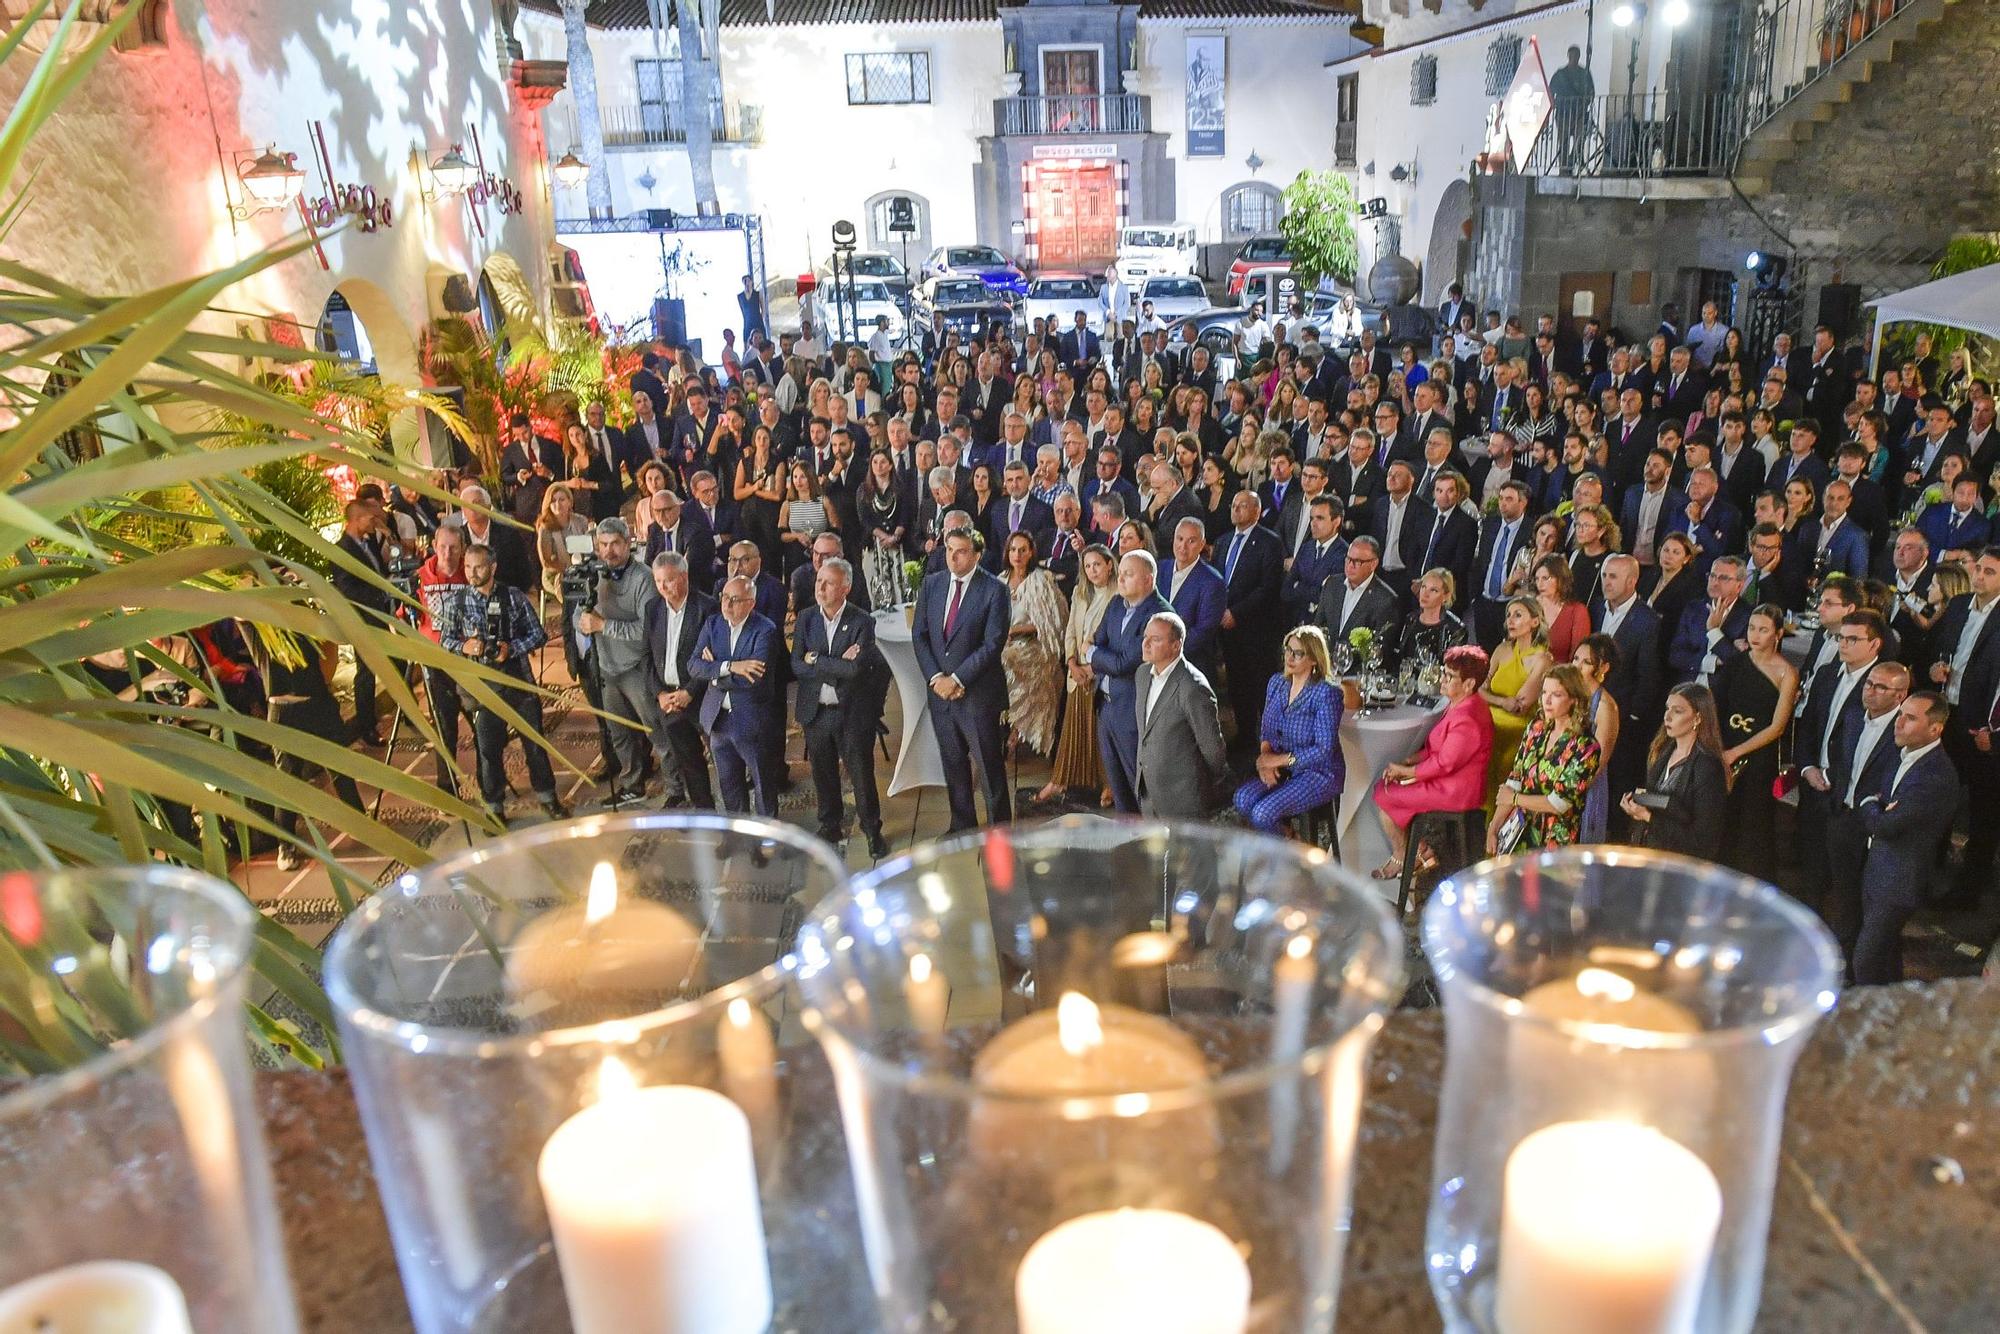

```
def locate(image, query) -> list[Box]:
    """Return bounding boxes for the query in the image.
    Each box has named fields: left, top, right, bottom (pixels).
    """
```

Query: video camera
left=559, top=533, right=606, bottom=614
left=482, top=594, right=506, bottom=666
left=383, top=540, right=423, bottom=595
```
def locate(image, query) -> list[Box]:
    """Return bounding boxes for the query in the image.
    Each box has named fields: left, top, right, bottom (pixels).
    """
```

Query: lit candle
left=973, top=992, right=1208, bottom=1096
left=505, top=862, right=700, bottom=1024
left=1495, top=1120, right=1721, bottom=1334
left=1267, top=934, right=1315, bottom=1172
left=0, top=1260, right=192, bottom=1334
left=537, top=1059, right=772, bottom=1334
left=904, top=951, right=949, bottom=1034
left=1015, top=1208, right=1249, bottom=1334
left=716, top=996, right=778, bottom=1148
left=1512, top=968, right=1713, bottom=1121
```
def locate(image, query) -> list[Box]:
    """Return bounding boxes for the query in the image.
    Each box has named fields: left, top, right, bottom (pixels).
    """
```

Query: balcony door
left=1034, top=162, right=1117, bottom=273
left=1042, top=47, right=1101, bottom=133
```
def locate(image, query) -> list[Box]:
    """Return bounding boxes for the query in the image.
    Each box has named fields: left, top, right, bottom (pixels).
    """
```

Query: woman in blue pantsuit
left=1234, top=625, right=1345, bottom=833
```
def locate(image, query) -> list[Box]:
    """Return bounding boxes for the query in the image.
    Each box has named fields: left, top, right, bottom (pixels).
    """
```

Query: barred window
left=1223, top=183, right=1282, bottom=239
left=1411, top=55, right=1438, bottom=107
left=1485, top=36, right=1523, bottom=97
left=846, top=52, right=931, bottom=106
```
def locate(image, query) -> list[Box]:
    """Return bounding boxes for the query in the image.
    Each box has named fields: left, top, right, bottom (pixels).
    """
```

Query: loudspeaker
left=888, top=195, right=916, bottom=235
left=1818, top=283, right=1862, bottom=339
left=646, top=208, right=679, bottom=230
left=439, top=274, right=478, bottom=313
left=651, top=297, right=686, bottom=345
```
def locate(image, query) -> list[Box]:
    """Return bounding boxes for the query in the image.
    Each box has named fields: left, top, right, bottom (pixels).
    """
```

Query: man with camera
left=573, top=517, right=662, bottom=805
left=438, top=543, right=566, bottom=825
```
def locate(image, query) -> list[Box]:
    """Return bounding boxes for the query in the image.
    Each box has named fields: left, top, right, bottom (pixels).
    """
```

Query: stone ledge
left=259, top=979, right=1998, bottom=1331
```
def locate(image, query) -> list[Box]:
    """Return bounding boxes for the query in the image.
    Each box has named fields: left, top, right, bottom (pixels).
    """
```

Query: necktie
left=1486, top=522, right=1512, bottom=599
left=1225, top=533, right=1244, bottom=584
left=1273, top=481, right=1286, bottom=512
left=598, top=430, right=614, bottom=469
left=943, top=578, right=965, bottom=637
left=1011, top=500, right=1023, bottom=532
left=664, top=527, right=675, bottom=554
left=1423, top=515, right=1442, bottom=569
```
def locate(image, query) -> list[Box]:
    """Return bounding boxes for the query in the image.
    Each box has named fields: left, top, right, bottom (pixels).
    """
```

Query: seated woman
left=1398, top=568, right=1469, bottom=665
left=1373, top=645, right=1495, bottom=879
left=1620, top=683, right=1731, bottom=858
left=1233, top=625, right=1344, bottom=835
left=1531, top=554, right=1590, bottom=663
left=1481, top=597, right=1554, bottom=802
left=1489, top=665, right=1603, bottom=853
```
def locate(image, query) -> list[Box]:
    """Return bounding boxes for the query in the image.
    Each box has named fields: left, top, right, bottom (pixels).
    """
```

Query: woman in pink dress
left=1372, top=646, right=1496, bottom=879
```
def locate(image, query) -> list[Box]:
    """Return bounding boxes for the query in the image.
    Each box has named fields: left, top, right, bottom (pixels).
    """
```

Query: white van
left=1115, top=223, right=1198, bottom=288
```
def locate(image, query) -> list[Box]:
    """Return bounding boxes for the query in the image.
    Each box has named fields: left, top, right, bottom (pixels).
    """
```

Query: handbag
left=1493, top=805, right=1529, bottom=855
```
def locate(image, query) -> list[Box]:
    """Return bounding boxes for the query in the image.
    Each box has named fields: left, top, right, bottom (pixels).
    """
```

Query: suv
left=1225, top=234, right=1292, bottom=301
left=1115, top=223, right=1198, bottom=288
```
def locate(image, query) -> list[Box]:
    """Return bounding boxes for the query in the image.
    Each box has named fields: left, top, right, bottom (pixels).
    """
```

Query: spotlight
left=1611, top=3, right=1639, bottom=25
left=1663, top=0, right=1691, bottom=24
left=1745, top=251, right=1763, bottom=271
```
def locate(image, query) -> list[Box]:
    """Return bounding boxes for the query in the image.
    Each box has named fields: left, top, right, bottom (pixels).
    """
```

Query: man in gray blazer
left=1134, top=611, right=1227, bottom=818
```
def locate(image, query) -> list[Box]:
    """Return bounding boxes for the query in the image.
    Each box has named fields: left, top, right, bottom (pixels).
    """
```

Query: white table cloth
left=874, top=608, right=945, bottom=796
left=1336, top=698, right=1447, bottom=874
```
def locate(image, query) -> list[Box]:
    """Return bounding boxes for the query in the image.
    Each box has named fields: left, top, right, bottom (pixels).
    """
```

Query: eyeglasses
left=1283, top=646, right=1308, bottom=658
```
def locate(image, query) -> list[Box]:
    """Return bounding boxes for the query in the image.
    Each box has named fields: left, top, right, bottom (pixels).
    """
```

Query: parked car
left=920, top=244, right=1027, bottom=298
left=806, top=277, right=905, bottom=341
left=1019, top=273, right=1103, bottom=332
left=817, top=250, right=913, bottom=300
left=1114, top=222, right=1198, bottom=289
left=917, top=276, right=1015, bottom=340
left=1135, top=273, right=1209, bottom=322
left=1225, top=234, right=1292, bottom=301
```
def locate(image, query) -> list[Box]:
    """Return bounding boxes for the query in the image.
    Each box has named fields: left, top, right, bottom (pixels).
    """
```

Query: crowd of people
left=323, top=288, right=1998, bottom=987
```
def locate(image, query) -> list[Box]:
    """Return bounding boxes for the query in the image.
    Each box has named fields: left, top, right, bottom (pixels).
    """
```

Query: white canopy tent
left=1867, top=261, right=2000, bottom=369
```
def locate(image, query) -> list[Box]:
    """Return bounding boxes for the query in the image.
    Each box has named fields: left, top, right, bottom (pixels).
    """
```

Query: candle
left=1267, top=934, right=1315, bottom=1172
left=0, top=1261, right=192, bottom=1334
left=716, top=996, right=778, bottom=1147
left=1015, top=1208, right=1249, bottom=1334
left=1495, top=1121, right=1721, bottom=1334
left=537, top=1059, right=772, bottom=1334
left=1512, top=968, right=1713, bottom=1122
left=904, top=951, right=949, bottom=1034
left=972, top=992, right=1208, bottom=1096
left=505, top=862, right=700, bottom=1023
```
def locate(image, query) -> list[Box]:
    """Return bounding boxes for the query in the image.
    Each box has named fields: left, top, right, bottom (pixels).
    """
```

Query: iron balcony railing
left=549, top=101, right=762, bottom=149
left=1335, top=120, right=1357, bottom=166
left=1735, top=0, right=1918, bottom=139
left=1523, top=90, right=1742, bottom=181
left=993, top=93, right=1150, bottom=136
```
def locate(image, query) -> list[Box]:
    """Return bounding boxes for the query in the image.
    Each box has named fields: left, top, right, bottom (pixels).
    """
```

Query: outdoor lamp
left=231, top=145, right=305, bottom=217
left=1611, top=2, right=1640, bottom=25
left=1662, top=0, right=1692, bottom=23
left=552, top=149, right=589, bottom=190
left=429, top=145, right=479, bottom=197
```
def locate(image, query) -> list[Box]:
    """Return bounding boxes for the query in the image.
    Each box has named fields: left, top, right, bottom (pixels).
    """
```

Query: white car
left=816, top=250, right=912, bottom=299
left=1135, top=274, right=1209, bottom=322
left=1019, top=274, right=1102, bottom=332
left=1115, top=222, right=1198, bottom=288
left=807, top=278, right=905, bottom=341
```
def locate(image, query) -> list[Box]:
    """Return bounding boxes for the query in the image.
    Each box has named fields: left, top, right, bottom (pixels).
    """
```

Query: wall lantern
left=552, top=148, right=590, bottom=190
left=427, top=145, right=480, bottom=200
left=228, top=145, right=305, bottom=219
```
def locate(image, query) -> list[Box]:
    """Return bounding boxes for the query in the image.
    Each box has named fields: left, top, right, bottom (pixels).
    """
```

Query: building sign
left=1032, top=143, right=1118, bottom=160
left=1185, top=34, right=1225, bottom=157
left=303, top=121, right=394, bottom=234
left=1501, top=37, right=1553, bottom=173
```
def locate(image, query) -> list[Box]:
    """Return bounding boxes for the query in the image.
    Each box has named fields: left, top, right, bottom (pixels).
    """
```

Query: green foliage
left=1279, top=170, right=1361, bottom=293
left=1883, top=233, right=2000, bottom=372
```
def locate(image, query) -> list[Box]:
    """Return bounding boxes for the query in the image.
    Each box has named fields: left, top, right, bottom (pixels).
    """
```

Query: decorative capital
left=510, top=58, right=569, bottom=111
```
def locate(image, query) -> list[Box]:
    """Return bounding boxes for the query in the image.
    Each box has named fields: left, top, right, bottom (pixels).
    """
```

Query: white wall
left=1, top=0, right=557, bottom=446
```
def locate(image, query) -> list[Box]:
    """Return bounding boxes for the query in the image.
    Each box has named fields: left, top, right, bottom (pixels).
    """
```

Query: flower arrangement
left=1895, top=483, right=1945, bottom=533
left=1347, top=626, right=1375, bottom=658
left=903, top=559, right=925, bottom=591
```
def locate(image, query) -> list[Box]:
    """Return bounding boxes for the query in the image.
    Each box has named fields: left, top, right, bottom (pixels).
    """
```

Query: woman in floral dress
left=1489, top=664, right=1602, bottom=852
left=999, top=532, right=1068, bottom=756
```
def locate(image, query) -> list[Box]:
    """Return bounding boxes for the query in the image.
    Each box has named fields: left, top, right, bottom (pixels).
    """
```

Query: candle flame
left=1285, top=934, right=1313, bottom=961
left=1056, top=992, right=1103, bottom=1057
left=908, top=952, right=933, bottom=985
left=1574, top=967, right=1637, bottom=1004
left=725, top=996, right=754, bottom=1031
left=595, top=1054, right=638, bottom=1103
left=585, top=861, right=618, bottom=926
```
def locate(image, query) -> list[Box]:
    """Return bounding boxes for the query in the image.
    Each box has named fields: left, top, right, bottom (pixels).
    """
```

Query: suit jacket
left=1134, top=658, right=1227, bottom=818
left=788, top=560, right=872, bottom=618
left=668, top=410, right=725, bottom=479
left=1799, top=352, right=1849, bottom=432
left=1918, top=504, right=1993, bottom=555
left=1060, top=328, right=1102, bottom=370
left=461, top=520, right=535, bottom=593
left=1369, top=495, right=1435, bottom=578
left=643, top=517, right=717, bottom=597
left=1214, top=525, right=1284, bottom=625
left=986, top=495, right=1055, bottom=569
left=1150, top=488, right=1206, bottom=560
left=688, top=611, right=780, bottom=735
left=1666, top=597, right=1751, bottom=682
left=1258, top=477, right=1306, bottom=544
left=579, top=425, right=634, bottom=519
left=332, top=531, right=393, bottom=616
left=1637, top=748, right=1728, bottom=857
left=1771, top=451, right=1831, bottom=498
left=1928, top=593, right=2000, bottom=717
left=1620, top=487, right=1690, bottom=567
left=1039, top=527, right=1087, bottom=595
left=1283, top=537, right=1347, bottom=622
left=1657, top=369, right=1708, bottom=427
left=1092, top=590, right=1174, bottom=735
left=1472, top=513, right=1535, bottom=604
left=1327, top=457, right=1386, bottom=539
left=1590, top=597, right=1663, bottom=727
left=1315, top=576, right=1403, bottom=657
left=1797, top=516, right=1869, bottom=582
left=1164, top=560, right=1227, bottom=678
left=1740, top=556, right=1805, bottom=615
left=966, top=377, right=1011, bottom=444
left=1795, top=658, right=1875, bottom=775
left=1713, top=445, right=1768, bottom=515
left=1830, top=707, right=1902, bottom=811
left=641, top=590, right=716, bottom=718
left=622, top=416, right=669, bottom=467
left=1079, top=476, right=1141, bottom=534
left=1685, top=498, right=1745, bottom=562
left=791, top=602, right=889, bottom=726
left=499, top=435, right=562, bottom=521
left=913, top=566, right=1011, bottom=708
left=1408, top=507, right=1479, bottom=609
left=1860, top=747, right=1959, bottom=906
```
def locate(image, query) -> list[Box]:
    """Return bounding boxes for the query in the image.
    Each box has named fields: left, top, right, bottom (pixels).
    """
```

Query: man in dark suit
left=498, top=413, right=560, bottom=523
left=455, top=484, right=534, bottom=593
left=1620, top=450, right=1687, bottom=582
left=1926, top=547, right=2000, bottom=907
left=1162, top=516, right=1227, bottom=681
left=1796, top=481, right=1870, bottom=583
left=1410, top=472, right=1479, bottom=612
left=791, top=530, right=872, bottom=618
left=1740, top=523, right=1805, bottom=614
left=688, top=576, right=782, bottom=816
left=1214, top=492, right=1285, bottom=749
left=640, top=551, right=716, bottom=810
left=1039, top=494, right=1088, bottom=596
left=623, top=388, right=669, bottom=468
left=1794, top=608, right=1887, bottom=903
left=688, top=469, right=741, bottom=588
left=1472, top=482, right=1535, bottom=648
left=1257, top=448, right=1305, bottom=543
left=1854, top=693, right=1958, bottom=984
left=640, top=490, right=717, bottom=598
left=1059, top=311, right=1101, bottom=376
left=1682, top=468, right=1743, bottom=564
left=1666, top=557, right=1751, bottom=684
left=629, top=352, right=668, bottom=423
left=1283, top=497, right=1347, bottom=628
left=1590, top=556, right=1663, bottom=809
left=912, top=530, right=1012, bottom=831
left=579, top=401, right=633, bottom=521
left=1091, top=549, right=1173, bottom=813
left=331, top=499, right=394, bottom=744
left=793, top=556, right=890, bottom=858
left=1146, top=460, right=1205, bottom=561
left=1368, top=461, right=1431, bottom=604
left=668, top=382, right=726, bottom=487
left=1712, top=415, right=1767, bottom=515
left=1770, top=419, right=1831, bottom=497
left=1798, top=326, right=1850, bottom=436
left=987, top=461, right=1055, bottom=570
left=1314, top=536, right=1403, bottom=660
left=1656, top=346, right=1707, bottom=427
left=1080, top=448, right=1140, bottom=536
left=1822, top=660, right=1910, bottom=976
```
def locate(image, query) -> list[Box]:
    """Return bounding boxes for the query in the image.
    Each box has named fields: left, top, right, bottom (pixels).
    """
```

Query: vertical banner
left=1184, top=33, right=1225, bottom=157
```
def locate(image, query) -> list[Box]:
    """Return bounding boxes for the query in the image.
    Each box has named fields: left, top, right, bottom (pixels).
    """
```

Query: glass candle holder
left=1421, top=847, right=1842, bottom=1334
left=0, top=866, right=299, bottom=1334
left=792, top=816, right=1405, bottom=1333
left=324, top=813, right=870, bottom=1334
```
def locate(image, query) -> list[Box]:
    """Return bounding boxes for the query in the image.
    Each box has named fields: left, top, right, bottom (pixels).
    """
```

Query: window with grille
left=1485, top=36, right=1523, bottom=96
left=1411, top=55, right=1438, bottom=107
left=636, top=58, right=722, bottom=138
left=846, top=52, right=931, bottom=106
left=1223, top=184, right=1282, bottom=239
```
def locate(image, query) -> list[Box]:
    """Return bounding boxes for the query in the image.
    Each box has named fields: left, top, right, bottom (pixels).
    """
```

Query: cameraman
left=415, top=521, right=469, bottom=795
left=332, top=499, right=393, bottom=746
left=573, top=517, right=662, bottom=804
left=439, top=543, right=567, bottom=825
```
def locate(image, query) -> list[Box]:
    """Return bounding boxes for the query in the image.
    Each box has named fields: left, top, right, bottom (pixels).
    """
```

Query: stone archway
left=1425, top=179, right=1473, bottom=306
left=313, top=277, right=422, bottom=457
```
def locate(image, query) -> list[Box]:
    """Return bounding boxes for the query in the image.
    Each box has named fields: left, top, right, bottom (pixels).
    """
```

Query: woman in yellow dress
left=1480, top=596, right=1554, bottom=805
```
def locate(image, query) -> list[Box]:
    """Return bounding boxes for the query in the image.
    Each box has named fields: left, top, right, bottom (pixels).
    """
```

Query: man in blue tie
left=1217, top=491, right=1285, bottom=755
left=1089, top=549, right=1174, bottom=813
left=1282, top=496, right=1347, bottom=627
left=986, top=460, right=1053, bottom=570
left=912, top=529, right=1014, bottom=831
left=687, top=576, right=782, bottom=816
left=1472, top=481, right=1531, bottom=648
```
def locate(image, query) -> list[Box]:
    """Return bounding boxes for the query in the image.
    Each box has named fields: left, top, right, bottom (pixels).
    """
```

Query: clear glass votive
left=324, top=813, right=868, bottom=1334
left=1421, top=847, right=1842, bottom=1334
left=791, top=816, right=1405, bottom=1333
left=0, top=866, right=299, bottom=1334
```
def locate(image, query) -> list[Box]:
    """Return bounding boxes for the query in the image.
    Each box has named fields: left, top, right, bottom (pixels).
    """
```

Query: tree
left=673, top=0, right=720, bottom=216
left=560, top=0, right=615, bottom=219
left=1279, top=171, right=1361, bottom=294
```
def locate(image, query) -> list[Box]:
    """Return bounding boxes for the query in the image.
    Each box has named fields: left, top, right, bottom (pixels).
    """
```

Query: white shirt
left=818, top=602, right=846, bottom=704
left=719, top=618, right=747, bottom=710
left=1339, top=577, right=1375, bottom=632
left=1816, top=657, right=1874, bottom=769
left=868, top=329, right=893, bottom=361
left=1237, top=318, right=1271, bottom=350
left=1697, top=598, right=1741, bottom=683
left=1844, top=708, right=1897, bottom=805
left=1948, top=595, right=1999, bottom=703
left=1144, top=653, right=1181, bottom=728
left=1170, top=561, right=1196, bottom=600
left=1889, top=738, right=1942, bottom=795
left=1382, top=497, right=1411, bottom=571
left=1815, top=513, right=1845, bottom=554
left=658, top=597, right=687, bottom=688
left=1599, top=593, right=1638, bottom=639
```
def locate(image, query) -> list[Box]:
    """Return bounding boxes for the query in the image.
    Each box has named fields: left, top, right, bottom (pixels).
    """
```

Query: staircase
left=1733, top=0, right=1961, bottom=194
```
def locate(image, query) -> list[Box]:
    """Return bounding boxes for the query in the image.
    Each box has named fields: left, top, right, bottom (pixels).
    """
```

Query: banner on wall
left=1185, top=33, right=1225, bottom=157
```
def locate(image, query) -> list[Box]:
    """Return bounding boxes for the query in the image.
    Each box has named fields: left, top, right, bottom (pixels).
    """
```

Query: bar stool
left=1291, top=797, right=1341, bottom=863
left=1397, top=809, right=1486, bottom=917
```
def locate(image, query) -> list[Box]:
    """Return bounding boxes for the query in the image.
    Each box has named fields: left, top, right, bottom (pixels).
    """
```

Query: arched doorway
left=1425, top=180, right=1473, bottom=307
left=866, top=189, right=932, bottom=264
left=311, top=278, right=423, bottom=457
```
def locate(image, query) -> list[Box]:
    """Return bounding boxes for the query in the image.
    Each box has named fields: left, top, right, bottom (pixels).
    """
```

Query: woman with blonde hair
left=534, top=482, right=591, bottom=603
left=1035, top=544, right=1119, bottom=808
left=1490, top=663, right=1602, bottom=852
left=1482, top=596, right=1554, bottom=801
left=1233, top=624, right=1344, bottom=835
left=1567, top=502, right=1619, bottom=605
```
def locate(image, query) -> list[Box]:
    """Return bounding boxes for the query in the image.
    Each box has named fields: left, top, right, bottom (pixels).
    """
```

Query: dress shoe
left=539, top=798, right=570, bottom=821
left=275, top=845, right=301, bottom=872
left=867, top=832, right=891, bottom=861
